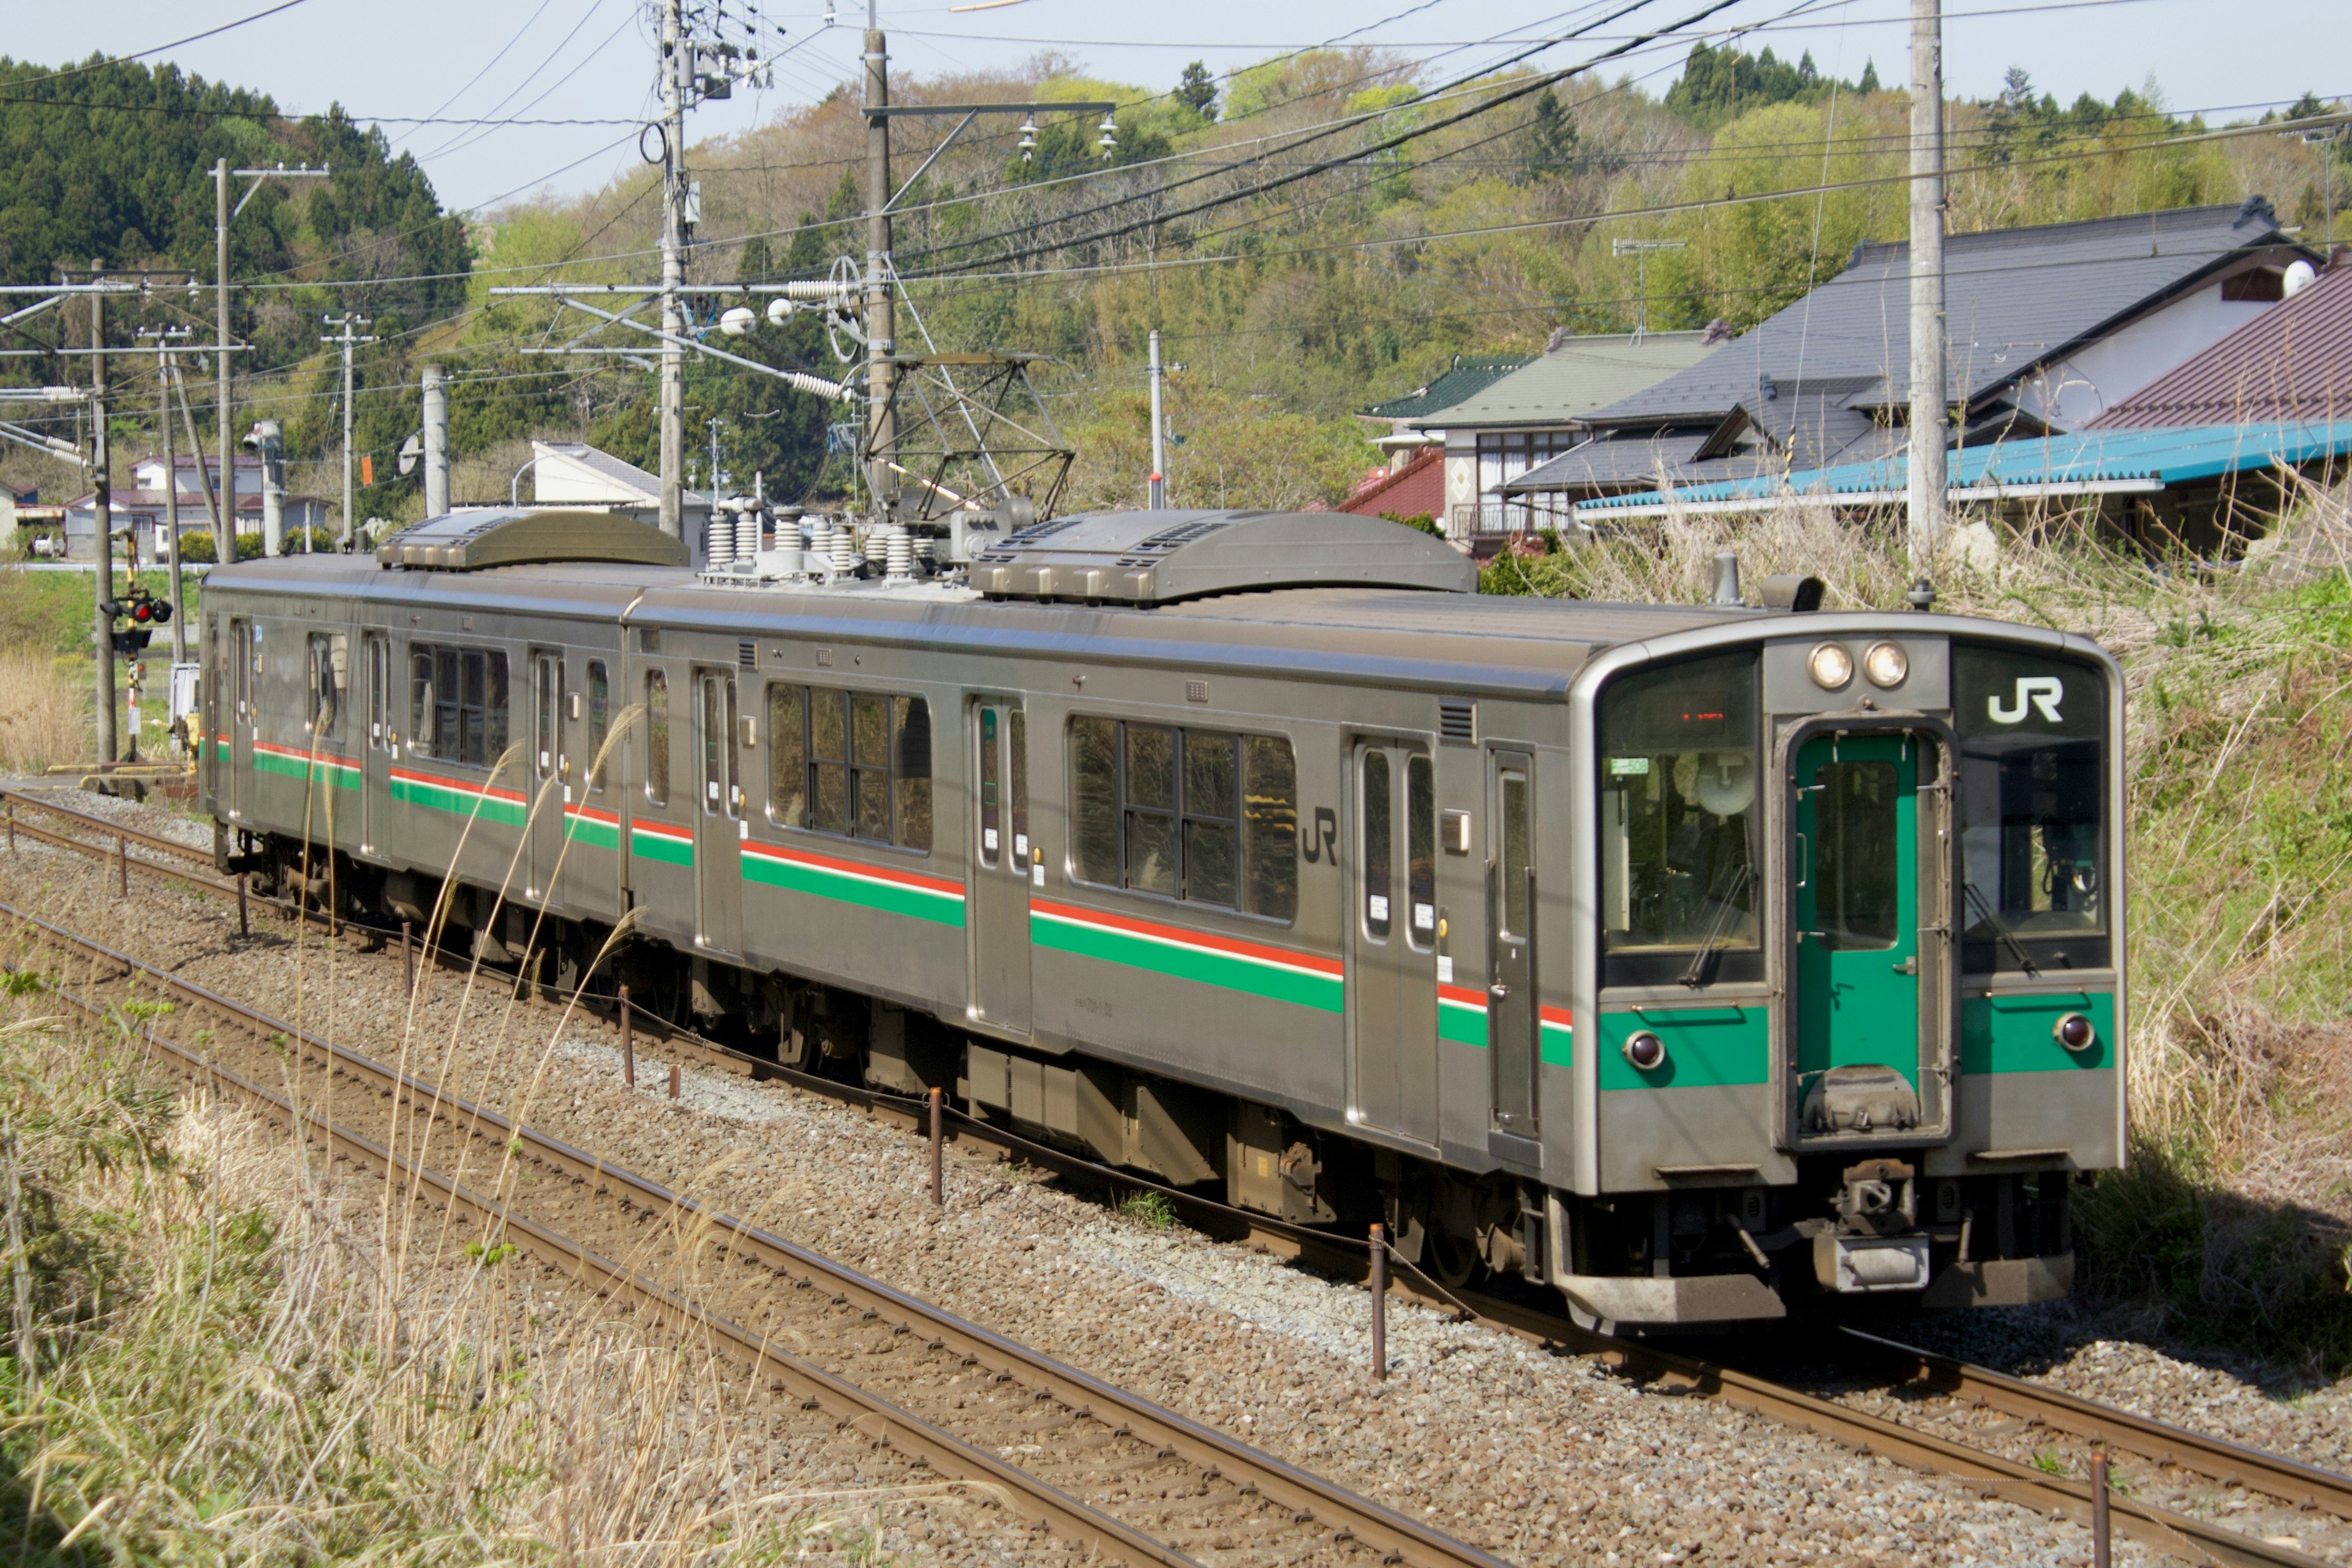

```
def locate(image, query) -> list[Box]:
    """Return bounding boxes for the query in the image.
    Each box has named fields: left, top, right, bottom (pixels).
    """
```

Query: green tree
left=1520, top=88, right=1579, bottom=183
left=1175, top=61, right=1218, bottom=121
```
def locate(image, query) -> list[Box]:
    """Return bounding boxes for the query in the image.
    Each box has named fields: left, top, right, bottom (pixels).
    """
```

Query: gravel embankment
left=1, top=804, right=2259, bottom=1566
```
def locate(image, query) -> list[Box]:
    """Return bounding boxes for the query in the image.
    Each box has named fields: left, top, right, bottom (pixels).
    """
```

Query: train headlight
left=1862, top=641, right=1909, bottom=688
left=1621, top=1030, right=1667, bottom=1071
left=2052, top=1012, right=2097, bottom=1053
left=1807, top=642, right=1853, bottom=690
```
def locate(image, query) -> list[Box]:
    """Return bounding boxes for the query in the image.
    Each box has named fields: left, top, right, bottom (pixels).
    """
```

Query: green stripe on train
left=564, top=815, right=621, bottom=851
left=1033, top=913, right=1343, bottom=1014
left=1599, top=1006, right=1769, bottom=1091
left=1962, top=990, right=2115, bottom=1074
left=390, top=774, right=528, bottom=827
left=742, top=853, right=964, bottom=927
left=253, top=750, right=360, bottom=790
left=1438, top=999, right=1487, bottom=1047
left=630, top=828, right=693, bottom=867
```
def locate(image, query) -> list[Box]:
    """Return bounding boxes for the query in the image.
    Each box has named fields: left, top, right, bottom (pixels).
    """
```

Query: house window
left=1068, top=716, right=1297, bottom=919
left=407, top=643, right=508, bottom=767
left=1474, top=430, right=1582, bottom=531
left=766, top=684, right=932, bottom=851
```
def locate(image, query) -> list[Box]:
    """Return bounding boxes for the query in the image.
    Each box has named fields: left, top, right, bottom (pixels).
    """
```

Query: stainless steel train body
left=197, top=508, right=2123, bottom=1327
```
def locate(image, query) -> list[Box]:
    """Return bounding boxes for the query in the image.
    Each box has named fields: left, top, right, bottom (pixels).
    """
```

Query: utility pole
left=216, top=158, right=330, bottom=563
left=1147, top=329, right=1167, bottom=508
left=421, top=363, right=450, bottom=517
left=864, top=10, right=899, bottom=518
left=706, top=415, right=725, bottom=505
left=89, top=263, right=116, bottom=767
left=323, top=312, right=376, bottom=548
left=149, top=338, right=190, bottom=665
left=1906, top=0, right=1948, bottom=560
left=657, top=0, right=688, bottom=538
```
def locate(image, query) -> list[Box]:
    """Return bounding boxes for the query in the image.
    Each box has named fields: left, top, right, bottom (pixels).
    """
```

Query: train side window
left=306, top=632, right=345, bottom=742
left=1598, top=650, right=1760, bottom=962
left=1006, top=708, right=1027, bottom=870
left=764, top=684, right=930, bottom=851
left=586, top=660, right=609, bottom=789
left=767, top=684, right=806, bottom=827
left=1406, top=752, right=1436, bottom=948
left=1067, top=715, right=1297, bottom=921
left=407, top=643, right=508, bottom=767
left=410, top=647, right=434, bottom=754
left=644, top=669, right=671, bottom=806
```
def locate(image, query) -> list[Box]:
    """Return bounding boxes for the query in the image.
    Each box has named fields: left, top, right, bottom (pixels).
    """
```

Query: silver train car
left=198, top=507, right=2122, bottom=1327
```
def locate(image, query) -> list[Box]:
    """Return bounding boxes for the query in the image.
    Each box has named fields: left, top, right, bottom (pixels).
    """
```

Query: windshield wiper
left=1681, top=861, right=1755, bottom=989
left=1964, top=883, right=2040, bottom=976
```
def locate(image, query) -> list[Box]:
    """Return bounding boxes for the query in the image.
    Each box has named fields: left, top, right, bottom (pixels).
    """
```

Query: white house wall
left=2001, top=276, right=2278, bottom=430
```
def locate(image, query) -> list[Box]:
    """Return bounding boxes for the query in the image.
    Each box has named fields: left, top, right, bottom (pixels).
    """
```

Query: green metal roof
left=1430, top=332, right=1714, bottom=429
left=1360, top=355, right=1535, bottom=421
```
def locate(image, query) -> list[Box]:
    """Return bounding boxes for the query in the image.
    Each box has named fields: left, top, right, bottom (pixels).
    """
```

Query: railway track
left=6, top=795, right=2349, bottom=1567
left=0, top=897, right=1511, bottom=1568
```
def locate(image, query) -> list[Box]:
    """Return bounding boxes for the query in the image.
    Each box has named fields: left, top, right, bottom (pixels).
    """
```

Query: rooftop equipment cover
left=375, top=508, right=691, bottom=571
left=968, top=509, right=1476, bottom=605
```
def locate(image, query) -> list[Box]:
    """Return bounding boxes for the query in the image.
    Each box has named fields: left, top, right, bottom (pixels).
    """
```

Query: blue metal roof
left=1577, top=421, right=2352, bottom=512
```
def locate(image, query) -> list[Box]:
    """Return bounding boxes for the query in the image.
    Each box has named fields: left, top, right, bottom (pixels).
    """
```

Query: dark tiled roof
left=1360, top=355, right=1536, bottom=420
left=2094, top=260, right=2352, bottom=428
left=1587, top=201, right=2294, bottom=426
left=1504, top=431, right=1716, bottom=492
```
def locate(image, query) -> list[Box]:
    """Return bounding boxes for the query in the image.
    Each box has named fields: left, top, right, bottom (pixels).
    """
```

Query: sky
left=12, top=0, right=2348, bottom=215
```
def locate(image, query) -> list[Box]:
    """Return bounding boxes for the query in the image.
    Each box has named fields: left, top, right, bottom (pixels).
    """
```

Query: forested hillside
left=1, top=47, right=2342, bottom=523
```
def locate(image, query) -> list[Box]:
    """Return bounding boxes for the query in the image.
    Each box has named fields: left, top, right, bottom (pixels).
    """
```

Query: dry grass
left=0, top=641, right=87, bottom=775
left=1494, top=477, right=2352, bottom=1367
left=0, top=943, right=938, bottom=1565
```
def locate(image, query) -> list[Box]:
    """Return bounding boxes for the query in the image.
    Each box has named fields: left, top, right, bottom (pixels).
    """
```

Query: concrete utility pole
left=864, top=17, right=899, bottom=518
left=89, top=265, right=116, bottom=766
left=323, top=312, right=377, bottom=546
left=657, top=0, right=688, bottom=538
left=1147, top=329, right=1167, bottom=508
left=1906, top=0, right=1948, bottom=560
left=421, top=363, right=451, bottom=517
left=157, top=347, right=187, bottom=664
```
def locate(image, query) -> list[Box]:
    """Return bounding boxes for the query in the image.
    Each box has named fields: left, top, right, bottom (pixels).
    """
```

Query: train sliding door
left=693, top=669, right=743, bottom=954
left=361, top=632, right=391, bottom=855
left=527, top=649, right=565, bottom=903
left=227, top=616, right=256, bottom=821
left=1489, top=750, right=1538, bottom=1135
left=1348, top=739, right=1439, bottom=1145
left=967, top=699, right=1031, bottom=1035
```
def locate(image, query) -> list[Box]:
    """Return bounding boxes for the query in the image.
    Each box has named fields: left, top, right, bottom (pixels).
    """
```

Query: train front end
left=1559, top=616, right=2122, bottom=1327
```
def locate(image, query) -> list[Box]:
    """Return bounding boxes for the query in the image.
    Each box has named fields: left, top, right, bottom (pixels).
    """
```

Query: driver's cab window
left=1598, top=652, right=1760, bottom=980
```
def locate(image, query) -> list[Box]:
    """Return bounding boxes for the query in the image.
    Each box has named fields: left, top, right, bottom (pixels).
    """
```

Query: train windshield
left=1598, top=651, right=1760, bottom=955
left=1954, top=644, right=2107, bottom=946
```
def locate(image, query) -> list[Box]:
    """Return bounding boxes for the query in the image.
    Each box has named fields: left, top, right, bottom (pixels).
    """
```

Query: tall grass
left=0, top=965, right=930, bottom=1564
left=0, top=641, right=86, bottom=775
left=1494, top=479, right=2352, bottom=1368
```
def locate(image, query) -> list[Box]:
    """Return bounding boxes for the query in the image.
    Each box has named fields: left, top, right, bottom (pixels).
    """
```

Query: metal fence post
left=2091, top=1447, right=2110, bottom=1568
left=929, top=1086, right=944, bottom=1205
left=401, top=920, right=414, bottom=995
left=620, top=983, right=635, bottom=1087
left=236, top=872, right=249, bottom=937
left=118, top=833, right=129, bottom=897
left=1370, top=1221, right=1388, bottom=1381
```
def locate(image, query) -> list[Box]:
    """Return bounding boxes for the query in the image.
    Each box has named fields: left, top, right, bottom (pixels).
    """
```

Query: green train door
left=1791, top=730, right=1941, bottom=1138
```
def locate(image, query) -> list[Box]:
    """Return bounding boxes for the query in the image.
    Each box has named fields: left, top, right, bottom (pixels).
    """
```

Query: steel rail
left=11, top=816, right=2341, bottom=1565
left=0, top=786, right=217, bottom=867
left=0, top=901, right=1515, bottom=1568
left=1838, top=1326, right=2352, bottom=1521
left=8, top=963, right=1194, bottom=1568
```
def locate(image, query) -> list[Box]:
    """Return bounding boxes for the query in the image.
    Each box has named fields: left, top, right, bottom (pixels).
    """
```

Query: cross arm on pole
left=886, top=110, right=974, bottom=213
left=230, top=163, right=331, bottom=220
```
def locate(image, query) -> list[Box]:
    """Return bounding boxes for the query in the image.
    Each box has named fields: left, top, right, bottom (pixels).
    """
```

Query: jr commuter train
left=198, top=505, right=2122, bottom=1327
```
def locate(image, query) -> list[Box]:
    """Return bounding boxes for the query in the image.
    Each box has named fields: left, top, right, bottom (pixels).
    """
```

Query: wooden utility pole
left=1906, top=0, right=1948, bottom=560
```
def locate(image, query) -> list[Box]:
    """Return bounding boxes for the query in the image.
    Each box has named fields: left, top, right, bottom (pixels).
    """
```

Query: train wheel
left=1424, top=1224, right=1483, bottom=1291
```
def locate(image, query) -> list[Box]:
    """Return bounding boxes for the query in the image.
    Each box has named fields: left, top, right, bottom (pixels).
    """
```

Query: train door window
left=535, top=655, right=559, bottom=782
left=644, top=669, right=671, bottom=805
left=851, top=692, right=892, bottom=840
left=767, top=683, right=805, bottom=827
left=306, top=632, right=346, bottom=741
left=1008, top=709, right=1028, bottom=870
left=1362, top=751, right=1394, bottom=939
left=586, top=660, right=609, bottom=789
left=1812, top=760, right=1901, bottom=949
left=244, top=623, right=262, bottom=727
left=366, top=636, right=388, bottom=750
left=699, top=673, right=739, bottom=818
left=1069, top=717, right=1297, bottom=919
left=809, top=688, right=846, bottom=833
left=979, top=707, right=1002, bottom=866
left=1406, top=752, right=1436, bottom=948
left=228, top=618, right=247, bottom=723
left=1499, top=768, right=1532, bottom=938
